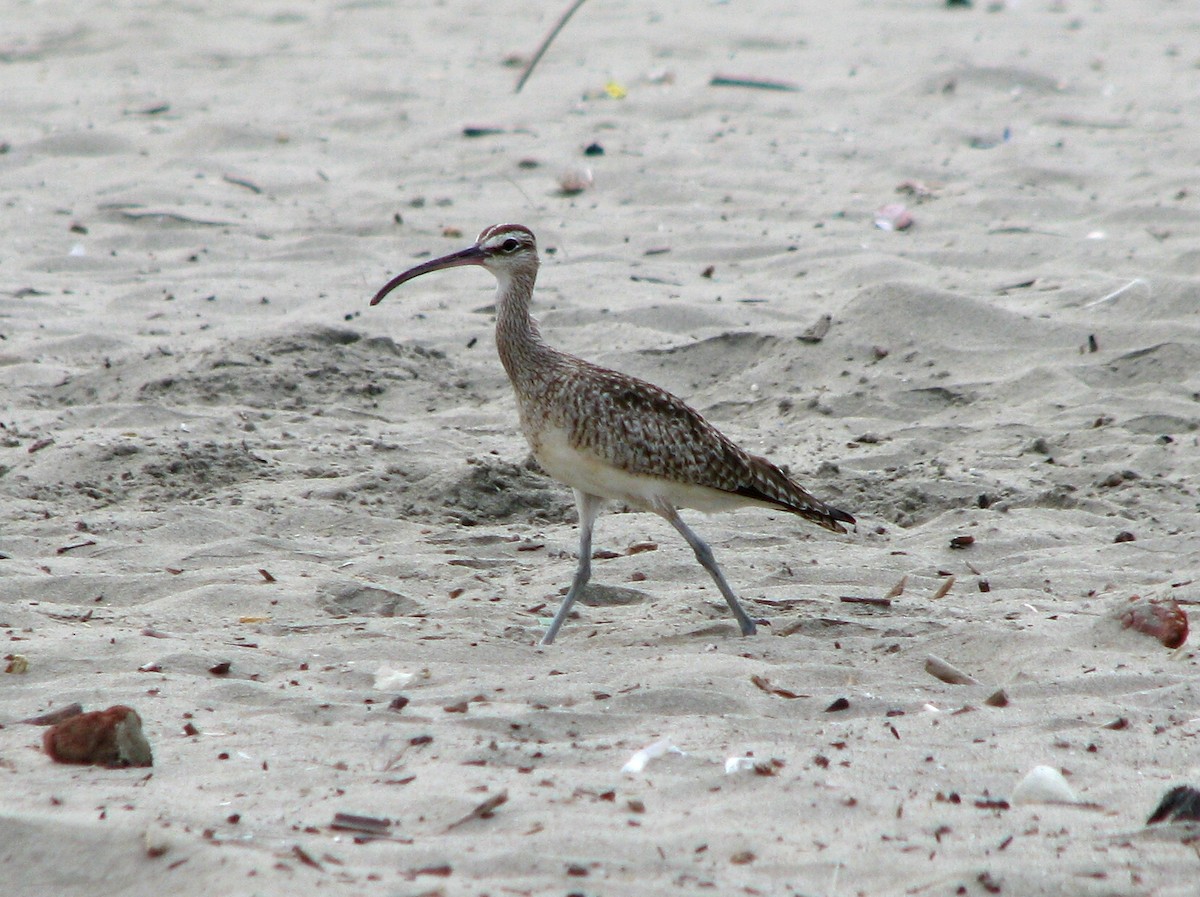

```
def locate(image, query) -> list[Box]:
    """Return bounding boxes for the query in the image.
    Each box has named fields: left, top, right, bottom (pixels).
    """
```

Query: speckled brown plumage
left=370, top=223, right=854, bottom=644
left=507, top=346, right=851, bottom=530
left=483, top=225, right=852, bottom=533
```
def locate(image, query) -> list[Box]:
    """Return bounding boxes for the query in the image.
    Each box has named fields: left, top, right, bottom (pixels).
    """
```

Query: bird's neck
left=493, top=267, right=555, bottom=389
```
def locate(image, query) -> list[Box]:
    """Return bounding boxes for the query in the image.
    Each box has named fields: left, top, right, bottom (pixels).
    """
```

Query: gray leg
left=541, top=490, right=603, bottom=645
left=654, top=501, right=757, bottom=636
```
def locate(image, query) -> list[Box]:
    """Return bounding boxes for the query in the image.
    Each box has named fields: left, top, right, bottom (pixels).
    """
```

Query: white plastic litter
left=724, top=756, right=758, bottom=774
left=374, top=666, right=417, bottom=690
left=621, top=738, right=683, bottom=774
left=1011, top=765, right=1079, bottom=805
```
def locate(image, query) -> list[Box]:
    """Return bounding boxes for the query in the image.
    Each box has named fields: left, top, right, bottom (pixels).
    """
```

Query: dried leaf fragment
left=750, top=674, right=803, bottom=699
left=291, top=845, right=322, bottom=870
left=444, top=790, right=508, bottom=831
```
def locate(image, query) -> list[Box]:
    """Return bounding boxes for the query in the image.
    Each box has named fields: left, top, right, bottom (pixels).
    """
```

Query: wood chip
left=404, top=864, right=452, bottom=879
left=931, top=576, right=956, bottom=600
left=331, top=812, right=392, bottom=836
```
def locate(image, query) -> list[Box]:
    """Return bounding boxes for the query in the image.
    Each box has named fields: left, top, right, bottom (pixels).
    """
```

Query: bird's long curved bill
left=369, top=244, right=486, bottom=306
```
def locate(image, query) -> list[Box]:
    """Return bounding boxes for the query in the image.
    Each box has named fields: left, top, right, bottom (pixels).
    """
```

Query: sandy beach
left=2, top=1, right=1198, bottom=894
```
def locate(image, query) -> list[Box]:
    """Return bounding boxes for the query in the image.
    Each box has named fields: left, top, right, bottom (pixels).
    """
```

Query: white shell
left=1011, top=765, right=1079, bottom=805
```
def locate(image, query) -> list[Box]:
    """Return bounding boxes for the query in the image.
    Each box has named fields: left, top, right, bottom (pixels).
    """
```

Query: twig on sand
left=331, top=812, right=393, bottom=839
left=515, top=0, right=590, bottom=93
left=710, top=75, right=801, bottom=92
left=839, top=595, right=892, bottom=608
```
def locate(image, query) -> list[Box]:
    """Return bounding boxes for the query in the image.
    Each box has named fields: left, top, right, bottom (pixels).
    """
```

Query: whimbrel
left=370, top=224, right=854, bottom=644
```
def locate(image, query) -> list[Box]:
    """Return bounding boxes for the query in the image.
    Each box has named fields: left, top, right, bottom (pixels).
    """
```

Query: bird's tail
left=736, top=453, right=855, bottom=533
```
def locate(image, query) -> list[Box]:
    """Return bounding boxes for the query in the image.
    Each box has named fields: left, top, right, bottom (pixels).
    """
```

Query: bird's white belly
left=531, top=424, right=751, bottom=513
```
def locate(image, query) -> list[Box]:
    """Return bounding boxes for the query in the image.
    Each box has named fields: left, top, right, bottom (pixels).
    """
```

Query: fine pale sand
left=2, top=2, right=1198, bottom=894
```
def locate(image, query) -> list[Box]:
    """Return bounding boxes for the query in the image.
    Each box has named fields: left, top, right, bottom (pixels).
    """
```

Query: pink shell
left=874, top=203, right=914, bottom=231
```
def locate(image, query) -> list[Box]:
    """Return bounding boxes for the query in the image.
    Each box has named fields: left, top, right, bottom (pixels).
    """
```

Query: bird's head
left=370, top=224, right=539, bottom=306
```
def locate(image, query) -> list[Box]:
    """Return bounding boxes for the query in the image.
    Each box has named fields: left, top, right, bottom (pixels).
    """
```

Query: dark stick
left=515, top=0, right=590, bottom=94
left=839, top=595, right=893, bottom=608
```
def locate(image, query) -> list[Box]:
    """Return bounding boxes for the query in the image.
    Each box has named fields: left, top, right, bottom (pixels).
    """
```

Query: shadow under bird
left=370, top=224, right=854, bottom=645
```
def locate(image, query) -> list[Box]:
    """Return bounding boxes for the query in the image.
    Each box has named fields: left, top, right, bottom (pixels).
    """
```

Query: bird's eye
left=501, top=238, right=520, bottom=252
